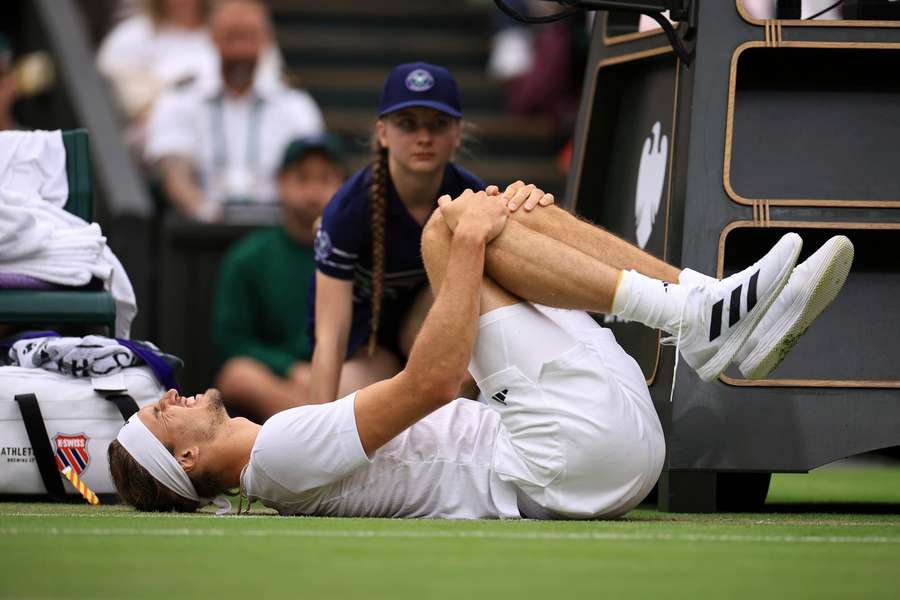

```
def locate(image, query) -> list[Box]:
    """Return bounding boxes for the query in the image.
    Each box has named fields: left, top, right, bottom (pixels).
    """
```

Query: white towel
left=0, top=130, right=68, bottom=208
left=0, top=131, right=137, bottom=337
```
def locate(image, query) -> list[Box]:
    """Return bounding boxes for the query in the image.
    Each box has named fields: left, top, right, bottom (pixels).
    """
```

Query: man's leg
left=421, top=208, right=609, bottom=414
left=497, top=202, right=854, bottom=381
left=422, top=211, right=522, bottom=315
left=422, top=209, right=582, bottom=373
left=424, top=208, right=683, bottom=318
left=421, top=207, right=665, bottom=519
left=508, top=204, right=681, bottom=283
left=428, top=199, right=803, bottom=382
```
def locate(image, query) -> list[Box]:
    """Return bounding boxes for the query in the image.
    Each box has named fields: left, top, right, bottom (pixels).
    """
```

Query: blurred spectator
left=486, top=0, right=534, bottom=81
left=0, top=34, right=18, bottom=131
left=0, top=34, right=57, bottom=132
left=76, top=0, right=136, bottom=48
left=97, top=0, right=217, bottom=153
left=145, top=0, right=322, bottom=221
left=485, top=2, right=586, bottom=140
left=212, top=134, right=346, bottom=422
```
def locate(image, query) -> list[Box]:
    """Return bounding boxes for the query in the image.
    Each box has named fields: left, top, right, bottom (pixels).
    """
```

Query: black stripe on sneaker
left=747, top=270, right=759, bottom=312
left=729, top=284, right=743, bottom=327
left=709, top=299, right=724, bottom=341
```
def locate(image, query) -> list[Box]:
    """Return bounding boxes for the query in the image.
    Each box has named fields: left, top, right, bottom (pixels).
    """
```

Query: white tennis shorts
left=469, top=303, right=665, bottom=519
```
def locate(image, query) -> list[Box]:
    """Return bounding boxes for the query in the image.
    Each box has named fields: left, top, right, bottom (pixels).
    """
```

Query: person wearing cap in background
left=211, top=133, right=347, bottom=422
left=0, top=34, right=20, bottom=132
left=307, top=60, right=555, bottom=407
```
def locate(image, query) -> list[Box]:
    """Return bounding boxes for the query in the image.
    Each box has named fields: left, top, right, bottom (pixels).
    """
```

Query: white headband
left=116, top=414, right=203, bottom=502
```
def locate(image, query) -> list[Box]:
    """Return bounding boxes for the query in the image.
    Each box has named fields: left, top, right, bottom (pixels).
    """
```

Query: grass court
left=2, top=463, right=899, bottom=599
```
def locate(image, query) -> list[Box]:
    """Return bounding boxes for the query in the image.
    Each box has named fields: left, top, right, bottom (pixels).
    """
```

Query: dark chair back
left=61, top=129, right=92, bottom=221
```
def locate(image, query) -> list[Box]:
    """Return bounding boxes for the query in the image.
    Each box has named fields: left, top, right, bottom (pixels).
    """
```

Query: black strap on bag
left=14, top=392, right=140, bottom=500
left=105, top=394, right=139, bottom=421
left=14, top=394, right=67, bottom=501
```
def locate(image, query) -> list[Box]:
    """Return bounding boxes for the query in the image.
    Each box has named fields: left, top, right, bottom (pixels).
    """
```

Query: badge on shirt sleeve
left=314, top=229, right=333, bottom=262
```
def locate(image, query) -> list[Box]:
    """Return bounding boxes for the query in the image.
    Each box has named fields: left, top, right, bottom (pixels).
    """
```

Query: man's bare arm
left=353, top=191, right=507, bottom=455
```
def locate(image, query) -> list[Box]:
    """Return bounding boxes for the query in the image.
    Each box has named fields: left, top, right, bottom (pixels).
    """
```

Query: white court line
left=3, top=512, right=900, bottom=530
left=4, top=512, right=900, bottom=531
left=1, top=526, right=899, bottom=545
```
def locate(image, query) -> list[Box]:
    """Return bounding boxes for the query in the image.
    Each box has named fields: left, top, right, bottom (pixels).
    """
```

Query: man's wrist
left=453, top=220, right=489, bottom=247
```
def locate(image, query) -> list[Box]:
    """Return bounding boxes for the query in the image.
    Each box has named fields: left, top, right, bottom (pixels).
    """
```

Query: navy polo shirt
left=310, top=162, right=485, bottom=356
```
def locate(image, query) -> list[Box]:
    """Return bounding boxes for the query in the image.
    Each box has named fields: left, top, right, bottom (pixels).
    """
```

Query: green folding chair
left=0, top=129, right=117, bottom=336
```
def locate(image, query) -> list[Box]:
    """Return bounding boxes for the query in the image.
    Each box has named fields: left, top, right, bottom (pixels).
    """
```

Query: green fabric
left=212, top=227, right=316, bottom=377
left=62, top=129, right=92, bottom=222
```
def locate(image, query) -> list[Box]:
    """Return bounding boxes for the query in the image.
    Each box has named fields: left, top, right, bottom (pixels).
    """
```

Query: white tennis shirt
left=241, top=395, right=520, bottom=519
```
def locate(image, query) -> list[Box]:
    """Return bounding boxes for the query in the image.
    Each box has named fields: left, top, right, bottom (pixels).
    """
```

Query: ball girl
left=309, top=61, right=553, bottom=404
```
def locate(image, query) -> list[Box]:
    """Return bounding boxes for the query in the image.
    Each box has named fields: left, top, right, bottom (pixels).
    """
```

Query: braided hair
left=368, top=141, right=389, bottom=356
left=367, top=114, right=467, bottom=356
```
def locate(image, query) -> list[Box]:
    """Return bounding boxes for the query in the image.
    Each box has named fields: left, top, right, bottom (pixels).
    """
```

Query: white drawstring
left=661, top=287, right=698, bottom=403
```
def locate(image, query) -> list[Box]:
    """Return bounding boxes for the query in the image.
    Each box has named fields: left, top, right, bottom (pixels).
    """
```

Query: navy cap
left=279, top=133, right=346, bottom=172
left=378, top=62, right=462, bottom=118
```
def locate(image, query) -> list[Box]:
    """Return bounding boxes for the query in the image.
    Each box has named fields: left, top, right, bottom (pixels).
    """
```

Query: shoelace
left=660, top=286, right=702, bottom=403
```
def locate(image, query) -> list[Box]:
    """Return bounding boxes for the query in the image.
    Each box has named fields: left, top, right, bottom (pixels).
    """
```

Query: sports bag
left=0, top=365, right=164, bottom=498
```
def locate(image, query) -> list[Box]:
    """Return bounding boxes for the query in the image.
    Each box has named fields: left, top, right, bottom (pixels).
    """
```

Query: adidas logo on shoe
left=708, top=270, right=759, bottom=342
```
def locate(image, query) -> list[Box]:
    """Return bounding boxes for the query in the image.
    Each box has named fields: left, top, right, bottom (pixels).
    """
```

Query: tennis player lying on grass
left=109, top=188, right=853, bottom=518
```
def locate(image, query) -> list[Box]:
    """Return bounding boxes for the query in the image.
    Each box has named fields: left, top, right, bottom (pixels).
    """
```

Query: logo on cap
left=405, top=69, right=434, bottom=93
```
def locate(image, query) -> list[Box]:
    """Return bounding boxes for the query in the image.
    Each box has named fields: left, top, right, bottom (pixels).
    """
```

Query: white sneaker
left=675, top=232, right=802, bottom=382
left=734, top=235, right=854, bottom=379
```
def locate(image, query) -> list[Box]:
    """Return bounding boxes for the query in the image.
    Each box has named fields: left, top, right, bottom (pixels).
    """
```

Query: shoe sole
left=739, top=236, right=854, bottom=379
left=695, top=234, right=802, bottom=383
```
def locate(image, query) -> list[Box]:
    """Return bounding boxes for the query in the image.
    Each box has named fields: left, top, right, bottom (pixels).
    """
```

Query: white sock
left=678, top=267, right=716, bottom=287
left=611, top=270, right=689, bottom=334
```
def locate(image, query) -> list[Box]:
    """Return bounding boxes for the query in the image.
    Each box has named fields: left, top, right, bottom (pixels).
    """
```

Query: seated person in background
left=97, top=0, right=215, bottom=154
left=145, top=0, right=323, bottom=222
left=212, top=134, right=347, bottom=422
